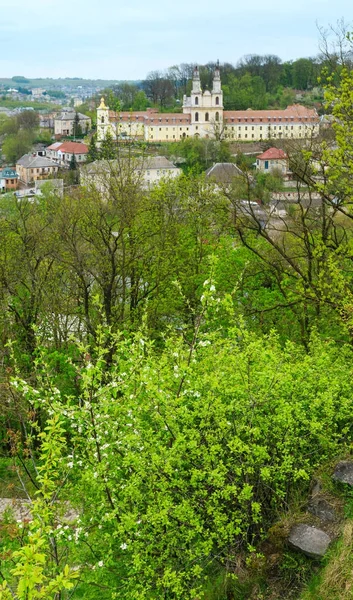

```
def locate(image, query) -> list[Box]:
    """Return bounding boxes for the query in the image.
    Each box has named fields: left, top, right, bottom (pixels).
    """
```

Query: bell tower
left=192, top=65, right=201, bottom=94
left=211, top=61, right=223, bottom=122
left=97, top=97, right=112, bottom=143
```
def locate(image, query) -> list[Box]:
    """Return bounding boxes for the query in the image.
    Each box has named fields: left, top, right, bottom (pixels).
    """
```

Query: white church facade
left=97, top=65, right=319, bottom=144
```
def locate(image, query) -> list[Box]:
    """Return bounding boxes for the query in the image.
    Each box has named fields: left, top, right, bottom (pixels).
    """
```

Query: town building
left=54, top=109, right=91, bottom=138
left=46, top=141, right=88, bottom=167
left=205, top=162, right=246, bottom=186
left=0, top=167, right=19, bottom=192
left=97, top=65, right=319, bottom=144
left=256, top=148, right=289, bottom=175
left=16, top=154, right=59, bottom=185
left=80, top=156, right=181, bottom=191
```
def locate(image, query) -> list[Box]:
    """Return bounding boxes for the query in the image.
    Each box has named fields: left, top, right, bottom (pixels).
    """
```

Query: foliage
left=2, top=130, right=34, bottom=162
left=0, top=415, right=79, bottom=599
left=3, top=306, right=353, bottom=598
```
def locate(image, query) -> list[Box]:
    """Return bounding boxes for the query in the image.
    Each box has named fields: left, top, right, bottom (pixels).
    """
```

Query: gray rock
left=333, top=461, right=353, bottom=486
left=308, top=497, right=336, bottom=522
left=288, top=524, right=331, bottom=558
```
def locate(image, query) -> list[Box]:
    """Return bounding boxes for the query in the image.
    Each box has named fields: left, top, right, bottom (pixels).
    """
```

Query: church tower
left=211, top=61, right=223, bottom=122
left=97, top=97, right=114, bottom=144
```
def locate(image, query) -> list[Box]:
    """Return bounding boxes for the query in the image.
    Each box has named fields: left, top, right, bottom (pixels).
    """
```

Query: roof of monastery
left=109, top=110, right=191, bottom=125
left=47, top=141, right=88, bottom=154
left=224, top=105, right=319, bottom=124
left=257, top=148, right=288, bottom=160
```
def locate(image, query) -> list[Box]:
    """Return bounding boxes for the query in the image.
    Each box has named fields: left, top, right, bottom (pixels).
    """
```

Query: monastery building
left=97, top=65, right=319, bottom=144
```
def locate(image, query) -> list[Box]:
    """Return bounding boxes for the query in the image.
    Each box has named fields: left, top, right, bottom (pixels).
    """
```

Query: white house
left=80, top=156, right=181, bottom=191
left=46, top=141, right=89, bottom=167
left=256, top=148, right=289, bottom=175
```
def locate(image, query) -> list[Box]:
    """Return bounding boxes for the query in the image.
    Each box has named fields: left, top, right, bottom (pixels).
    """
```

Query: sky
left=0, top=0, right=351, bottom=80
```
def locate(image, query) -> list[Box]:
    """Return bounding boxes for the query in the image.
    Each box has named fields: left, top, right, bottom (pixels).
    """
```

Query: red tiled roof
left=257, top=148, right=288, bottom=160
left=109, top=110, right=191, bottom=125
left=47, top=141, right=88, bottom=154
left=224, top=104, right=319, bottom=124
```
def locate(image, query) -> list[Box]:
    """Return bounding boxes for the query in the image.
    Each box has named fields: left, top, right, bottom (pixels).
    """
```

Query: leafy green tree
left=73, top=112, right=82, bottom=138
left=99, top=129, right=117, bottom=159
left=87, top=134, right=99, bottom=162
left=2, top=130, right=34, bottom=163
left=16, top=110, right=39, bottom=131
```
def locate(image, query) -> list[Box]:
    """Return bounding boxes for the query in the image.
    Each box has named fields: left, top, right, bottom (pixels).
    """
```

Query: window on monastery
left=173, top=135, right=175, bottom=138
left=291, top=126, right=293, bottom=129
left=101, top=117, right=105, bottom=123
left=279, top=126, right=281, bottom=130
left=215, top=112, right=219, bottom=121
left=238, top=126, right=241, bottom=129
left=260, top=134, right=262, bottom=138
left=216, top=96, right=219, bottom=105
left=205, top=112, right=209, bottom=122
left=238, top=134, right=241, bottom=138
left=195, top=97, right=199, bottom=105
left=159, top=128, right=162, bottom=131
left=252, top=126, right=254, bottom=130
left=245, top=134, right=248, bottom=138
left=252, top=134, right=254, bottom=138
left=195, top=112, right=199, bottom=122
left=260, top=126, right=262, bottom=130
left=245, top=126, right=248, bottom=130
left=195, top=126, right=198, bottom=130
left=166, top=135, right=168, bottom=139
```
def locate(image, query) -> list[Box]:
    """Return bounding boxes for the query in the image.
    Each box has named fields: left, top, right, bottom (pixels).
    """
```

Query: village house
left=80, top=156, right=181, bottom=191
left=0, top=167, right=19, bottom=192
left=46, top=141, right=89, bottom=167
left=54, top=109, right=91, bottom=138
left=256, top=147, right=289, bottom=175
left=97, top=65, right=320, bottom=144
left=205, top=162, right=246, bottom=187
left=16, top=154, right=59, bottom=185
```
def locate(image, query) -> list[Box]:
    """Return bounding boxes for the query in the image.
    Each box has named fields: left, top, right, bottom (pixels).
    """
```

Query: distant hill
left=0, top=78, right=140, bottom=91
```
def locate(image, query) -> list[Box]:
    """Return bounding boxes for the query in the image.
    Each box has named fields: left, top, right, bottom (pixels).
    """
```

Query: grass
left=299, top=521, right=353, bottom=600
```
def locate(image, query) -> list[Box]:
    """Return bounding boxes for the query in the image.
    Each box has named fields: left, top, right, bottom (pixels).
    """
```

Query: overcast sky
left=0, top=0, right=351, bottom=80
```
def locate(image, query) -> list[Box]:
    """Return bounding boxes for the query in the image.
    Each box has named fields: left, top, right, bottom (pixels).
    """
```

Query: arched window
left=195, top=112, right=199, bottom=122
left=216, top=96, right=219, bottom=105
left=205, top=112, right=209, bottom=122
left=215, top=112, right=219, bottom=122
left=101, top=116, right=105, bottom=124
left=195, top=96, right=199, bottom=105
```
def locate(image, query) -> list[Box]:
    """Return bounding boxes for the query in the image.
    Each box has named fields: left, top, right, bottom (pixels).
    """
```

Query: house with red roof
left=46, top=141, right=88, bottom=167
left=256, top=147, right=289, bottom=175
